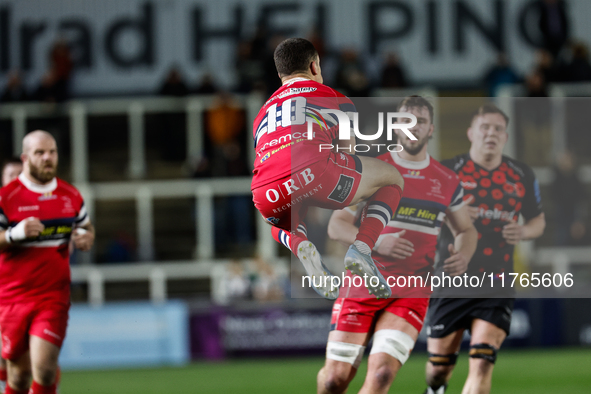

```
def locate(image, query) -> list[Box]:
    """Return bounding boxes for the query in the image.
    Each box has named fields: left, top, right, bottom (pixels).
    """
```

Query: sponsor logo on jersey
left=461, top=181, right=477, bottom=189
left=18, top=205, right=39, bottom=212
left=403, top=170, right=425, bottom=179
left=397, top=206, right=438, bottom=222
left=260, top=152, right=271, bottom=163
left=478, top=207, right=516, bottom=221
left=265, top=217, right=280, bottom=225
left=327, top=175, right=355, bottom=203
left=38, top=192, right=57, bottom=201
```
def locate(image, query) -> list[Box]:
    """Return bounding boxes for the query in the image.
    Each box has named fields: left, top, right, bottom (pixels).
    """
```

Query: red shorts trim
left=0, top=299, right=69, bottom=360
left=252, top=151, right=362, bottom=230
left=330, top=297, right=428, bottom=333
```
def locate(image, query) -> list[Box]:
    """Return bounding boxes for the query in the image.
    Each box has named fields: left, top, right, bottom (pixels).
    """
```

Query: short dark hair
left=397, top=95, right=434, bottom=124
left=274, top=38, right=318, bottom=77
left=472, top=104, right=509, bottom=127
left=2, top=157, right=21, bottom=173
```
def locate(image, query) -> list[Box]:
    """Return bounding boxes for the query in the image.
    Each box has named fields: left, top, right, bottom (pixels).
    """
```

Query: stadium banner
left=1, top=0, right=591, bottom=94
left=189, top=298, right=566, bottom=360
left=190, top=303, right=332, bottom=359
left=60, top=300, right=190, bottom=369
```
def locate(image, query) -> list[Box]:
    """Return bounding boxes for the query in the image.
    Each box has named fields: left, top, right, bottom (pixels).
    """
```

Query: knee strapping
left=369, top=329, right=415, bottom=365
left=469, top=343, right=497, bottom=364
left=428, top=352, right=459, bottom=366
left=326, top=341, right=365, bottom=369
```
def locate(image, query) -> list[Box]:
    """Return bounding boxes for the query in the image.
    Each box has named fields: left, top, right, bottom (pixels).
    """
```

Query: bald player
left=0, top=130, right=95, bottom=394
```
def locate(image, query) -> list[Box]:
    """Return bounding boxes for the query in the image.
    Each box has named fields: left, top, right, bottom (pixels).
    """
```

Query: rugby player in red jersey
left=252, top=38, right=405, bottom=300
left=317, top=96, right=477, bottom=394
left=0, top=158, right=23, bottom=393
left=423, top=105, right=545, bottom=394
left=0, top=130, right=95, bottom=394
left=1, top=159, right=22, bottom=189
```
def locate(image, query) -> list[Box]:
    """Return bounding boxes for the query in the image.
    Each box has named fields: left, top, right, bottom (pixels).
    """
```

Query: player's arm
left=502, top=212, right=545, bottom=245
left=0, top=217, right=45, bottom=251
left=443, top=205, right=478, bottom=276
left=503, top=168, right=546, bottom=245
left=71, top=220, right=95, bottom=252
left=327, top=208, right=358, bottom=246
left=328, top=207, right=414, bottom=259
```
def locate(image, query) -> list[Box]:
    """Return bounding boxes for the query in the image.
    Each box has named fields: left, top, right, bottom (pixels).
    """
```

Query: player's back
left=251, top=78, right=355, bottom=189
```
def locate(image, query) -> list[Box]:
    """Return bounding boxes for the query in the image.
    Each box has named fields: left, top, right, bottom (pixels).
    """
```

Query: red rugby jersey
left=344, top=152, right=463, bottom=297
left=251, top=78, right=355, bottom=189
left=0, top=174, right=89, bottom=303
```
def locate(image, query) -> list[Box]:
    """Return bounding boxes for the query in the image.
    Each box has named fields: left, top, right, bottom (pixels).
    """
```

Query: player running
left=0, top=158, right=23, bottom=394
left=317, top=96, right=477, bottom=394
left=423, top=104, right=545, bottom=394
left=0, top=130, right=95, bottom=394
left=252, top=38, right=405, bottom=300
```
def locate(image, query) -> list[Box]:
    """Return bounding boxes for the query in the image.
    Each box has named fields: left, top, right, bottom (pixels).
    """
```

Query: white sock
left=353, top=240, right=371, bottom=255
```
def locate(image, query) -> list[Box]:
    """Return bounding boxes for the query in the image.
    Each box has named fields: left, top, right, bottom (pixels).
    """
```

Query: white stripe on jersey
left=448, top=188, right=465, bottom=212
left=24, top=239, right=70, bottom=247
left=386, top=221, right=440, bottom=235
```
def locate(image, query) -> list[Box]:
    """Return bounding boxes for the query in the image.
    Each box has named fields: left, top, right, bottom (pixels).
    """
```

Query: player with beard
left=0, top=130, right=95, bottom=394
left=317, top=97, right=477, bottom=394
left=423, top=104, right=545, bottom=394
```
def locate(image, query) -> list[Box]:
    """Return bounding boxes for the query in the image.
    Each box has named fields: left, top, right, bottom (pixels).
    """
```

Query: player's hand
left=443, top=244, right=469, bottom=276
left=72, top=228, right=94, bottom=251
left=464, top=195, right=479, bottom=222
left=502, top=220, right=524, bottom=245
left=374, top=230, right=415, bottom=259
left=23, top=217, right=45, bottom=238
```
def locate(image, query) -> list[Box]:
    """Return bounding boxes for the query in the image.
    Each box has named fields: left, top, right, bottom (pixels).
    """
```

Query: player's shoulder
left=376, top=151, right=395, bottom=165
left=503, top=155, right=535, bottom=178
left=0, top=179, right=22, bottom=201
left=440, top=153, right=470, bottom=172
left=56, top=178, right=83, bottom=198
left=429, top=156, right=460, bottom=181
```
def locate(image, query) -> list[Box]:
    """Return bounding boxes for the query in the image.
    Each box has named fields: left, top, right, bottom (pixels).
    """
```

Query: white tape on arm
left=5, top=218, right=34, bottom=243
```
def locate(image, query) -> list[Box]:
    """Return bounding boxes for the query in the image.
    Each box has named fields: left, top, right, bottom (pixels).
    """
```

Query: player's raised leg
left=345, top=156, right=404, bottom=298
left=359, top=312, right=418, bottom=394
left=317, top=330, right=367, bottom=394
left=424, top=330, right=464, bottom=394
left=28, top=336, right=59, bottom=394
left=461, top=319, right=505, bottom=394
left=271, top=224, right=339, bottom=300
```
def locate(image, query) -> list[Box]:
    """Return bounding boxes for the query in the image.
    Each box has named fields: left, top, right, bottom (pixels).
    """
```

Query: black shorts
left=426, top=297, right=514, bottom=338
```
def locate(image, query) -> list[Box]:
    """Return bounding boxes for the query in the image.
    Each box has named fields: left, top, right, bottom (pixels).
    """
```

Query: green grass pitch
left=60, top=348, right=589, bottom=393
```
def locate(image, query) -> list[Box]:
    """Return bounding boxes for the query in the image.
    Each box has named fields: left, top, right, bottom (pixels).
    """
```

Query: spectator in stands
left=551, top=150, right=588, bottom=246
left=252, top=257, right=285, bottom=302
left=482, top=52, right=521, bottom=96
left=525, top=68, right=549, bottom=97
left=49, top=38, right=73, bottom=100
left=335, top=49, right=371, bottom=96
left=193, top=73, right=218, bottom=95
left=380, top=52, right=408, bottom=89
left=34, top=69, right=67, bottom=103
left=224, top=260, right=252, bottom=301
left=235, top=41, right=264, bottom=93
left=538, top=0, right=570, bottom=58
left=158, top=67, right=189, bottom=96
left=535, top=49, right=564, bottom=83
left=564, top=42, right=591, bottom=82
left=0, top=71, right=29, bottom=103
